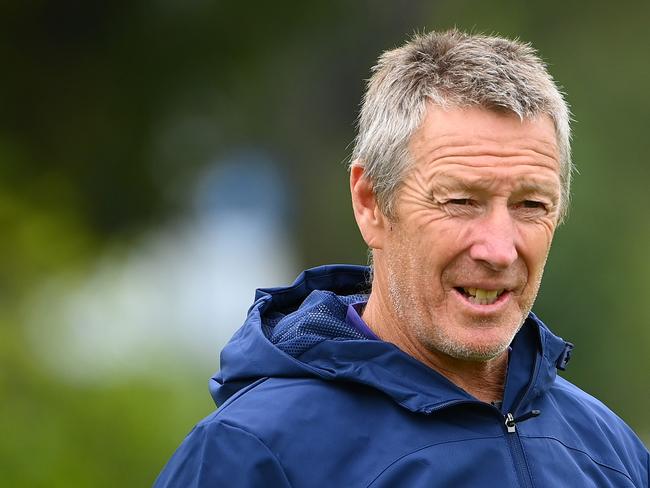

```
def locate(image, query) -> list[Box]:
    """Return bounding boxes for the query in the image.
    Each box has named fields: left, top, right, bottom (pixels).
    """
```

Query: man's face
left=379, top=105, right=561, bottom=361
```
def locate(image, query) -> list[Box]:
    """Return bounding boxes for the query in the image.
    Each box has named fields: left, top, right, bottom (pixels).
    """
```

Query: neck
left=362, top=288, right=508, bottom=404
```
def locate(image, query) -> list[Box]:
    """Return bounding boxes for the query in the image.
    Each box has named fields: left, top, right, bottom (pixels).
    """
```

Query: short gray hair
left=351, top=29, right=572, bottom=222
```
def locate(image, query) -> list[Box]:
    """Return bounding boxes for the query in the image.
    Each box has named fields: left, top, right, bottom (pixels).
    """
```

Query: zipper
left=423, top=400, right=541, bottom=487
left=497, top=340, right=542, bottom=487
left=503, top=410, right=540, bottom=488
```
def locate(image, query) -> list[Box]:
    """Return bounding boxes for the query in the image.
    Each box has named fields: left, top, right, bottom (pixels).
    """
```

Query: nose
left=468, top=206, right=518, bottom=271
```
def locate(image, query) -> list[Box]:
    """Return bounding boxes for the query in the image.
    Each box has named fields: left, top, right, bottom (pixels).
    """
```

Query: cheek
left=519, top=225, right=554, bottom=266
left=413, top=214, right=468, bottom=253
left=389, top=234, right=436, bottom=283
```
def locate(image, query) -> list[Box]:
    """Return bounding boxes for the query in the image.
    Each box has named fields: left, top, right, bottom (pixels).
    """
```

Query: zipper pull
left=505, top=410, right=541, bottom=433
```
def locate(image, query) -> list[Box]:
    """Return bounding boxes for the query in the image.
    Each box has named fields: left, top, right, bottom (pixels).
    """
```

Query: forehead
left=408, top=105, right=560, bottom=187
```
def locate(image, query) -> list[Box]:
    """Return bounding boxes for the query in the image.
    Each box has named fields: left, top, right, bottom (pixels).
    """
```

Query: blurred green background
left=1, top=0, right=648, bottom=486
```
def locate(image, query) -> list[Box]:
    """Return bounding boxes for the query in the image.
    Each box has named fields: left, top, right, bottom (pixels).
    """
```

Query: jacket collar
left=211, top=265, right=574, bottom=415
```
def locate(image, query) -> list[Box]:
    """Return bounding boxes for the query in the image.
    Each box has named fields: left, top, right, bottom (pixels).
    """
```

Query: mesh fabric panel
left=264, top=291, right=368, bottom=357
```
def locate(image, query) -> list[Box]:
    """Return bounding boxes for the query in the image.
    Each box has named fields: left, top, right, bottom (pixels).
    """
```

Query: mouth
left=454, top=287, right=508, bottom=306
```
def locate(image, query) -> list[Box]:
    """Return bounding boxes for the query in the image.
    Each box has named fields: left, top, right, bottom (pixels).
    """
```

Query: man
left=155, top=30, right=649, bottom=487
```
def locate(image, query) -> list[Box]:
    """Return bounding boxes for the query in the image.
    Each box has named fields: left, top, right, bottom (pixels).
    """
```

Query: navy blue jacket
left=155, top=265, right=649, bottom=487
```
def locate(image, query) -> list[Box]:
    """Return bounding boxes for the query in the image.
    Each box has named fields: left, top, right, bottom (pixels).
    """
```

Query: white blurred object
left=25, top=150, right=297, bottom=384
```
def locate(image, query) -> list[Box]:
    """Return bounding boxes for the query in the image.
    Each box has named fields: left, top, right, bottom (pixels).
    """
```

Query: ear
left=350, top=162, right=388, bottom=250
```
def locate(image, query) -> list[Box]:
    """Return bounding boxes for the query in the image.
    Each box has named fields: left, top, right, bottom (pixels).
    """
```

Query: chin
left=422, top=326, right=515, bottom=362
left=441, top=340, right=510, bottom=362
left=448, top=344, right=508, bottom=362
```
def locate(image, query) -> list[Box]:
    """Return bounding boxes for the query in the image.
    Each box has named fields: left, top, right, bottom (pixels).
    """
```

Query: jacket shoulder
left=529, top=375, right=649, bottom=485
left=154, top=414, right=291, bottom=488
left=550, top=375, right=642, bottom=435
left=213, top=375, right=395, bottom=437
left=202, top=375, right=422, bottom=486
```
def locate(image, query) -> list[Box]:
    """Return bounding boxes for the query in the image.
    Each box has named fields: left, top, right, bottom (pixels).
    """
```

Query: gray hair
left=351, top=29, right=573, bottom=222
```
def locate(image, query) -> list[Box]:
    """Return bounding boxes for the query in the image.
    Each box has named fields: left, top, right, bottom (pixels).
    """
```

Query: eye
left=512, top=200, right=550, bottom=216
left=521, top=200, right=546, bottom=209
left=441, top=198, right=480, bottom=216
left=448, top=198, right=472, bottom=206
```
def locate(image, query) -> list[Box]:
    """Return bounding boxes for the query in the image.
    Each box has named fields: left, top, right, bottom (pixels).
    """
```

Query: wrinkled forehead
left=408, top=106, right=560, bottom=166
left=403, top=106, right=562, bottom=200
left=420, top=103, right=557, bottom=137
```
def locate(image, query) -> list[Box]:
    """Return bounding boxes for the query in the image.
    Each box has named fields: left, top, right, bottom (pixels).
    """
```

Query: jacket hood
left=209, top=265, right=574, bottom=414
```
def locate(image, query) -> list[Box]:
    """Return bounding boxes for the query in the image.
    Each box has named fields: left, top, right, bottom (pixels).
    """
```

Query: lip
left=455, top=284, right=513, bottom=291
left=451, top=288, right=512, bottom=314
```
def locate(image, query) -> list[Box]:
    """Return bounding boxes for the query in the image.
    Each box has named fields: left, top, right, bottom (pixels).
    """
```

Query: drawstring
left=505, top=409, right=541, bottom=433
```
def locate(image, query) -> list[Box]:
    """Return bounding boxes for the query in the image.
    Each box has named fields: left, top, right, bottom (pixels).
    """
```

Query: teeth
left=462, top=287, right=505, bottom=305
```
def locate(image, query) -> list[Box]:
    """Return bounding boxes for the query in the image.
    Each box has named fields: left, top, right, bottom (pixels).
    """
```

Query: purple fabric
left=345, top=301, right=380, bottom=340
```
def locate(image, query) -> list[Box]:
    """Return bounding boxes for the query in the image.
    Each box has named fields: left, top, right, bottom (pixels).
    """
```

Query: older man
left=155, top=30, right=648, bottom=487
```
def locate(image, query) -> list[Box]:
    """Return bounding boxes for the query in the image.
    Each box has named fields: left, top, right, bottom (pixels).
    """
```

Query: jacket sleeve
left=153, top=420, right=292, bottom=487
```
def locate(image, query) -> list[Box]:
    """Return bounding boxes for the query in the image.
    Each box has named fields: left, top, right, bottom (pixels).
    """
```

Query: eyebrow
left=430, top=175, right=560, bottom=201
